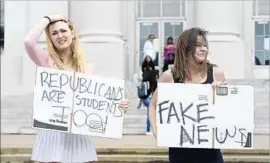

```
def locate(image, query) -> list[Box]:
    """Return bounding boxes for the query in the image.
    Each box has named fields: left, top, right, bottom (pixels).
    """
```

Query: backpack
left=137, top=82, right=148, bottom=99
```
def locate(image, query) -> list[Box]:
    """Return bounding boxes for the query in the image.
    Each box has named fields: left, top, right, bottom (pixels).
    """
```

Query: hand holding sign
left=119, top=99, right=129, bottom=113
left=212, top=67, right=227, bottom=88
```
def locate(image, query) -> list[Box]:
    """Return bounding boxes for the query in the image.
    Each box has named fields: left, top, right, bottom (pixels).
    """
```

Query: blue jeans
left=142, top=96, right=151, bottom=132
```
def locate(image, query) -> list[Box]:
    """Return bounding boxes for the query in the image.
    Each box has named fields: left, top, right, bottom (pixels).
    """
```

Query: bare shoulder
left=159, top=69, right=174, bottom=83
left=213, top=65, right=224, bottom=73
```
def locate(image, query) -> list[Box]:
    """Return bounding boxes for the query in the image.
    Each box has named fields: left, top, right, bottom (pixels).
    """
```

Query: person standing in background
left=143, top=34, right=156, bottom=63
left=163, top=36, right=176, bottom=72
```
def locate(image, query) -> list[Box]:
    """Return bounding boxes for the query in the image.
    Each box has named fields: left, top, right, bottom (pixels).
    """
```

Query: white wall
left=194, top=1, right=245, bottom=79
left=1, top=1, right=29, bottom=96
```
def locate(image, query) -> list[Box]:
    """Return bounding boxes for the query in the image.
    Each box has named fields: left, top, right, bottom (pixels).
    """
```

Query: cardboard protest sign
left=32, top=67, right=125, bottom=139
left=156, top=83, right=254, bottom=149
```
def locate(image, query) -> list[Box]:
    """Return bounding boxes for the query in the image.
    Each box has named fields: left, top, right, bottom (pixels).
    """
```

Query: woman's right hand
left=45, top=15, right=68, bottom=23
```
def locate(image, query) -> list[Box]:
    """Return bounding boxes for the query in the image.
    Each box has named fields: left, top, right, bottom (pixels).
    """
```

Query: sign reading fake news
left=157, top=83, right=254, bottom=150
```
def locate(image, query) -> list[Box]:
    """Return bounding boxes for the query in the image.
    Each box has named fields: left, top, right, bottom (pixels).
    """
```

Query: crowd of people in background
left=135, top=34, right=176, bottom=135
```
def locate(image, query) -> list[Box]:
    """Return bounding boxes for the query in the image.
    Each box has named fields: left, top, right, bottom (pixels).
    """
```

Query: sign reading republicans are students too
left=156, top=83, right=254, bottom=150
left=32, top=67, right=125, bottom=139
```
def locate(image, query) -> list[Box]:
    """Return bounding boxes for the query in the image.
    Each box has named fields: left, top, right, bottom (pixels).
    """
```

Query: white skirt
left=31, top=130, right=98, bottom=163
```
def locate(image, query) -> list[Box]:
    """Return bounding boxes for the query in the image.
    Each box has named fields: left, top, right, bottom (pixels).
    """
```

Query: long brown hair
left=173, top=28, right=216, bottom=82
left=44, top=19, right=87, bottom=73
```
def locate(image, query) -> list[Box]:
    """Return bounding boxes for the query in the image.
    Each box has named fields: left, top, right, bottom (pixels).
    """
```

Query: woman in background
left=163, top=36, right=176, bottom=72
left=141, top=55, right=157, bottom=135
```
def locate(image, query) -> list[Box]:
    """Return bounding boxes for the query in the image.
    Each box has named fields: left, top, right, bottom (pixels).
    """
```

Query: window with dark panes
left=0, top=0, right=4, bottom=51
left=253, top=0, right=270, bottom=65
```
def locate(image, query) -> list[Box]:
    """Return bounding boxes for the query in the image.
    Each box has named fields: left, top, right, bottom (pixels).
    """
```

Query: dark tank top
left=172, top=65, right=214, bottom=84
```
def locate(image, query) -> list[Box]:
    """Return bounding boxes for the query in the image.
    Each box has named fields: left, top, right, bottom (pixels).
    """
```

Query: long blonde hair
left=44, top=19, right=87, bottom=73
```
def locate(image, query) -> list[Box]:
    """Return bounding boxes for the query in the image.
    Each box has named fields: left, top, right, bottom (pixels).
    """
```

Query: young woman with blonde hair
left=24, top=15, right=129, bottom=163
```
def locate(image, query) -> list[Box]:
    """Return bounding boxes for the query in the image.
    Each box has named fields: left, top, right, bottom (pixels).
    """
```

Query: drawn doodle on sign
left=229, top=87, right=238, bottom=95
left=218, top=132, right=224, bottom=142
left=215, top=126, right=252, bottom=148
left=243, top=132, right=252, bottom=148
left=216, top=86, right=228, bottom=96
left=52, top=106, right=69, bottom=121
left=179, top=124, right=210, bottom=146
left=179, top=125, right=195, bottom=146
left=73, top=110, right=108, bottom=133
left=234, top=128, right=252, bottom=148
left=198, top=95, right=208, bottom=101
left=180, top=128, right=189, bottom=143
left=87, top=113, right=108, bottom=133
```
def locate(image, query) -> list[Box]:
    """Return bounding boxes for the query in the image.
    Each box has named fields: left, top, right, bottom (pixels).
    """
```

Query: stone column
left=195, top=1, right=245, bottom=79
left=1, top=1, right=29, bottom=96
left=70, top=1, right=126, bottom=79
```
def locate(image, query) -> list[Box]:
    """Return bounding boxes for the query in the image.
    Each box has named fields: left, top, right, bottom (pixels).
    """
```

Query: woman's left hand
left=212, top=67, right=227, bottom=88
left=119, top=99, right=129, bottom=113
left=212, top=80, right=227, bottom=88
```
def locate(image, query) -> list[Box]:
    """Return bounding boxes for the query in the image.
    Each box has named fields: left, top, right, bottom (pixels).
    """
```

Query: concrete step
left=1, top=154, right=269, bottom=163
left=122, top=107, right=148, bottom=134
left=1, top=147, right=269, bottom=155
left=124, top=118, right=146, bottom=124
left=0, top=148, right=269, bottom=163
left=123, top=127, right=146, bottom=135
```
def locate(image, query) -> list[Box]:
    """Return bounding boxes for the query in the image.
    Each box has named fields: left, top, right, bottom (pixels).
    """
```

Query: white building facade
left=1, top=1, right=269, bottom=134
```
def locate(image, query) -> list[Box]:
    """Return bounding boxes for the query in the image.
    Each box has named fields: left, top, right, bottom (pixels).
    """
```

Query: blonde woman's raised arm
left=24, top=15, right=67, bottom=66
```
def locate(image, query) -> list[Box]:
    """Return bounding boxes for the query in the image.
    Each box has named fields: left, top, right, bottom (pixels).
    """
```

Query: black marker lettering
left=167, top=102, right=180, bottom=124
left=197, top=103, right=215, bottom=123
left=180, top=102, right=196, bottom=125
left=59, top=73, right=69, bottom=89
left=40, top=71, right=49, bottom=87
left=49, top=73, right=59, bottom=88
left=98, top=83, right=105, bottom=96
left=197, top=125, right=209, bottom=144
left=158, top=100, right=170, bottom=124
left=215, top=126, right=237, bottom=144
left=180, top=124, right=195, bottom=146
left=41, top=90, right=65, bottom=103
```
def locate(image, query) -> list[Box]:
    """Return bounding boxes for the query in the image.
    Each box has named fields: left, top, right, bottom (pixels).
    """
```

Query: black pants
left=169, top=148, right=224, bottom=163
